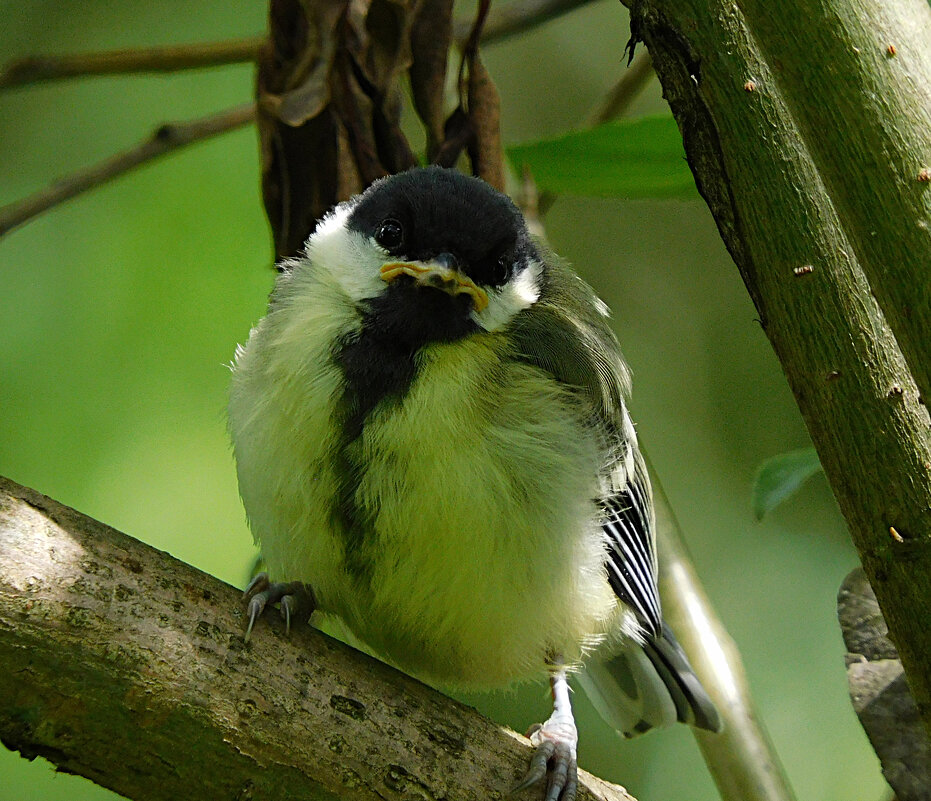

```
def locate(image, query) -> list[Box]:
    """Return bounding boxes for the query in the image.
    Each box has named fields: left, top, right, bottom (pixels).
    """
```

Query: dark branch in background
left=584, top=50, right=655, bottom=127
left=838, top=569, right=931, bottom=801
left=0, top=0, right=599, bottom=93
left=535, top=49, right=655, bottom=219
left=0, top=37, right=265, bottom=90
left=454, top=0, right=598, bottom=45
left=0, top=476, right=636, bottom=801
left=0, top=103, right=255, bottom=238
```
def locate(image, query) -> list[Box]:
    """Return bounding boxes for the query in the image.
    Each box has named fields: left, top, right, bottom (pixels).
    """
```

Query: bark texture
left=622, top=0, right=931, bottom=731
left=838, top=568, right=931, bottom=801
left=0, top=476, right=634, bottom=801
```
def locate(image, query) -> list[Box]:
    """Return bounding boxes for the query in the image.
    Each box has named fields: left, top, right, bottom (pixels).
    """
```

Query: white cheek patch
left=304, top=202, right=387, bottom=302
left=471, top=258, right=543, bottom=332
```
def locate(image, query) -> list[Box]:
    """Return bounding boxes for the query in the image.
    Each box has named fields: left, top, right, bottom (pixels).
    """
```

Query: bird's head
left=301, top=167, right=544, bottom=344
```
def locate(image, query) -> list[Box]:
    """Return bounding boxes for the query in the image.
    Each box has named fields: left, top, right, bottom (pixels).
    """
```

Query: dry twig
left=0, top=0, right=602, bottom=237
left=0, top=38, right=264, bottom=90
left=0, top=0, right=599, bottom=92
left=454, top=0, right=599, bottom=45
left=0, top=103, right=256, bottom=238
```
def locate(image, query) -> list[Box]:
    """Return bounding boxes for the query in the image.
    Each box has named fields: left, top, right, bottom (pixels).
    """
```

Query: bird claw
left=512, top=715, right=578, bottom=801
left=243, top=571, right=316, bottom=641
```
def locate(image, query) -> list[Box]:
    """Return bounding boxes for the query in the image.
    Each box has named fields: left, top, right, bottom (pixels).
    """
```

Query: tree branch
left=651, top=470, right=797, bottom=801
left=536, top=49, right=656, bottom=216
left=0, top=0, right=601, bottom=239
left=0, top=103, right=256, bottom=239
left=0, top=38, right=265, bottom=90
left=0, top=0, right=598, bottom=93
left=584, top=51, right=655, bottom=128
left=838, top=568, right=931, bottom=801
left=0, top=476, right=635, bottom=801
left=454, top=0, right=599, bottom=45
left=623, top=0, right=931, bottom=731
left=517, top=170, right=794, bottom=801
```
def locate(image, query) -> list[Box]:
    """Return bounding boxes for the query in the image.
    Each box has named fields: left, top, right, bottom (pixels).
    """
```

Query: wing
left=601, top=447, right=661, bottom=637
left=507, top=252, right=661, bottom=637
left=506, top=251, right=631, bottom=425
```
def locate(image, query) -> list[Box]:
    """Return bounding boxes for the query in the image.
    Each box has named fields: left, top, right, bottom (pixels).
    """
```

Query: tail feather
left=579, top=625, right=722, bottom=738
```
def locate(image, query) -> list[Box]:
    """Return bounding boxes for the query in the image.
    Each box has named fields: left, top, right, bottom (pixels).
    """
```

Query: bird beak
left=380, top=257, right=489, bottom=312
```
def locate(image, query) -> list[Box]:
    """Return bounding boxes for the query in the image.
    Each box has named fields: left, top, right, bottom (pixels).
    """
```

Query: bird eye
left=374, top=219, right=404, bottom=251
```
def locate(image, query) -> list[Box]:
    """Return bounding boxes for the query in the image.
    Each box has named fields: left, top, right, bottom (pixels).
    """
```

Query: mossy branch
left=0, top=476, right=634, bottom=801
left=624, top=0, right=931, bottom=731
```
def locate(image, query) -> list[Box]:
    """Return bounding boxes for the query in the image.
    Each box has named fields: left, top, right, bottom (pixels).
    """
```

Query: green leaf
left=506, top=116, right=697, bottom=199
left=752, top=447, right=823, bottom=520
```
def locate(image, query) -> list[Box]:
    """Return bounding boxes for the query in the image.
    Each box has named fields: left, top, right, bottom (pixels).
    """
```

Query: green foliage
left=753, top=447, right=823, bottom=519
left=506, top=117, right=697, bottom=199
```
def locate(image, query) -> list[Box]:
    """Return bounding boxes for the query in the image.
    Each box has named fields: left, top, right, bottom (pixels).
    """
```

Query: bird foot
left=512, top=710, right=578, bottom=801
left=243, top=571, right=316, bottom=641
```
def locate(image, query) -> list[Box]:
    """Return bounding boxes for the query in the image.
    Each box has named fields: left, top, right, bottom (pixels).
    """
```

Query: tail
left=578, top=625, right=722, bottom=737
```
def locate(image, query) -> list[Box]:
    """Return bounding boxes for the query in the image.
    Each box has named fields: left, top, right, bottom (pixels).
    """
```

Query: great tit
left=229, top=166, right=721, bottom=801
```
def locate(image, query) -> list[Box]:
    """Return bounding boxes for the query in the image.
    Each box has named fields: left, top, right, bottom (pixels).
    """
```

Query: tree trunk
left=622, top=0, right=931, bottom=730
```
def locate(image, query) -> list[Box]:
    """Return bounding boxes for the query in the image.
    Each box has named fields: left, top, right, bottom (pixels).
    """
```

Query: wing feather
left=601, top=451, right=661, bottom=636
left=506, top=252, right=661, bottom=637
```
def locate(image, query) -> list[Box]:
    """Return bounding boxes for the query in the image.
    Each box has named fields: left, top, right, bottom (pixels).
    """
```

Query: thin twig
left=537, top=50, right=655, bottom=215
left=516, top=166, right=545, bottom=238
left=0, top=103, right=256, bottom=238
left=584, top=50, right=655, bottom=127
left=0, top=0, right=594, bottom=92
left=454, top=0, right=598, bottom=45
left=0, top=38, right=265, bottom=91
left=0, top=0, right=616, bottom=236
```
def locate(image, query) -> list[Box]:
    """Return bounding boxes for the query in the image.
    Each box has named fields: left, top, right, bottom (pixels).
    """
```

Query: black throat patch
left=330, top=281, right=478, bottom=579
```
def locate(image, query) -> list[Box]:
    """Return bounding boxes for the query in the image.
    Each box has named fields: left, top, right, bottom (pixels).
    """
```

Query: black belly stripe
left=331, top=328, right=418, bottom=581
left=329, top=283, right=480, bottom=581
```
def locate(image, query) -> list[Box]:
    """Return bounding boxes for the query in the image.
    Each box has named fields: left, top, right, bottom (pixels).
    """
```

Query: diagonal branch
left=516, top=165, right=796, bottom=801
left=584, top=50, right=655, bottom=128
left=0, top=0, right=603, bottom=240
left=624, top=0, right=931, bottom=735
left=0, top=103, right=256, bottom=239
left=0, top=476, right=634, bottom=801
left=651, top=470, right=798, bottom=801
left=535, top=49, right=656, bottom=217
left=0, top=37, right=265, bottom=91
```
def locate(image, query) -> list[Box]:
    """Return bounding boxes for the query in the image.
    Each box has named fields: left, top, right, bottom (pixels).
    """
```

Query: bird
left=229, top=165, right=721, bottom=801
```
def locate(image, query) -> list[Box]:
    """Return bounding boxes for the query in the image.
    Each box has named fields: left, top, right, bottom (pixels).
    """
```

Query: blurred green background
left=0, top=1, right=885, bottom=799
